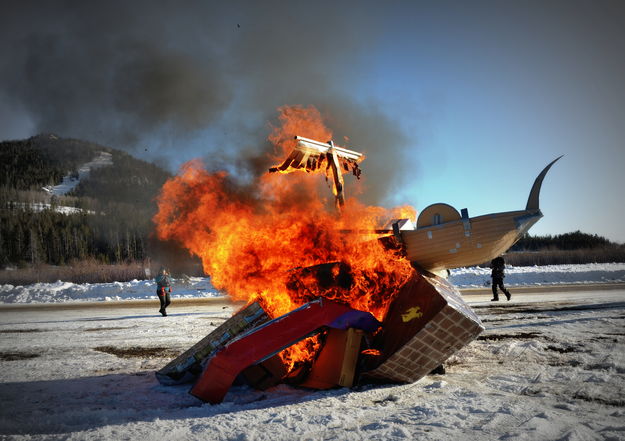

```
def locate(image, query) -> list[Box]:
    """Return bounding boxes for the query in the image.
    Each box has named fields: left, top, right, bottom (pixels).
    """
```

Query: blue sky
left=1, top=1, right=624, bottom=242
left=359, top=3, right=625, bottom=242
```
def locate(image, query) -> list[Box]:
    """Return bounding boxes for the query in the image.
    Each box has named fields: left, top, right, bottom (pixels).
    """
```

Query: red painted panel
left=190, top=298, right=379, bottom=404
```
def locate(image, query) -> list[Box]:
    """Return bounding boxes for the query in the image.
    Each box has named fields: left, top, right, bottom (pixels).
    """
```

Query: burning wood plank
left=270, top=136, right=364, bottom=172
left=269, top=136, right=364, bottom=212
left=155, top=302, right=270, bottom=385
left=300, top=328, right=364, bottom=389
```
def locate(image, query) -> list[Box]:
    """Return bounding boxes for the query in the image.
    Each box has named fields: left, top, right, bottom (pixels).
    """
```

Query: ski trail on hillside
left=43, top=151, right=113, bottom=196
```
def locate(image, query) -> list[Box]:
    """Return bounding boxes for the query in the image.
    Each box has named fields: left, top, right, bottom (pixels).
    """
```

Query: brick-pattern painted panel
left=366, top=273, right=483, bottom=383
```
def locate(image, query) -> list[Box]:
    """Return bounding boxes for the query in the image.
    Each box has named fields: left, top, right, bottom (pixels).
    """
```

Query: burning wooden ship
left=154, top=131, right=560, bottom=404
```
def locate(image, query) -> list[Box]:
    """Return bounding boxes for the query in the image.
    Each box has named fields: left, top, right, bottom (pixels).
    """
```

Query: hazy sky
left=1, top=0, right=624, bottom=242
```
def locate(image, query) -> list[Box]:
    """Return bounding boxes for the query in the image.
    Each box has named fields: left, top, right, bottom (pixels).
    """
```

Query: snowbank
left=449, top=262, right=625, bottom=288
left=0, top=277, right=222, bottom=304
left=1, top=263, right=623, bottom=304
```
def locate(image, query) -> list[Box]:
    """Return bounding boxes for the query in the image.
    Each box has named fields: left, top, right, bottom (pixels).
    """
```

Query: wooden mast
left=327, top=140, right=346, bottom=212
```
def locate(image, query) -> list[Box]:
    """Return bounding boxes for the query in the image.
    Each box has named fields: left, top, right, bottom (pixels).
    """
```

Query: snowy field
left=1, top=289, right=624, bottom=440
left=1, top=266, right=624, bottom=440
left=1, top=263, right=624, bottom=304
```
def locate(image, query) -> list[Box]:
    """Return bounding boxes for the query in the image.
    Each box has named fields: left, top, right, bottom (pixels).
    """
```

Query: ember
left=361, top=349, right=381, bottom=356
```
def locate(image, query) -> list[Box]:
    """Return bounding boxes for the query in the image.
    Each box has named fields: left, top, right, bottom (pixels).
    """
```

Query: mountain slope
left=0, top=134, right=103, bottom=190
left=0, top=134, right=174, bottom=267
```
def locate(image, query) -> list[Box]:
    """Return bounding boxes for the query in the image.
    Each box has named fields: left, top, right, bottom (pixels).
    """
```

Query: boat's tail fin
left=526, top=156, right=563, bottom=211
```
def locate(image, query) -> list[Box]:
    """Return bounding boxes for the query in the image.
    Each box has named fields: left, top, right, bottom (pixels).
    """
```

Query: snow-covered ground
left=449, top=262, right=625, bottom=288
left=1, top=263, right=624, bottom=304
left=42, top=151, right=113, bottom=196
left=1, top=288, right=624, bottom=440
left=0, top=276, right=219, bottom=304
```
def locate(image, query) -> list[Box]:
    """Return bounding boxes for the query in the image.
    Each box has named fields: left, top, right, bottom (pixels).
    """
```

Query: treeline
left=505, top=248, right=625, bottom=266
left=0, top=260, right=151, bottom=286
left=506, top=231, right=625, bottom=265
left=0, top=206, right=150, bottom=266
left=510, top=230, right=618, bottom=251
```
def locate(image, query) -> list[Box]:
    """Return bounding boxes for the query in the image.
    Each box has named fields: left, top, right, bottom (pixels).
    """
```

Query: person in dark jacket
left=490, top=256, right=511, bottom=301
left=155, top=268, right=172, bottom=316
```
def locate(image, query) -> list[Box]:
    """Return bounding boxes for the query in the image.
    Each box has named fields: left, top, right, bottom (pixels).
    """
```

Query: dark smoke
left=0, top=0, right=415, bottom=206
left=1, top=2, right=231, bottom=142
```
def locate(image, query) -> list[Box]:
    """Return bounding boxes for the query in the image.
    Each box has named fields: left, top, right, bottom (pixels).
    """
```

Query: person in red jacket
left=155, top=268, right=172, bottom=316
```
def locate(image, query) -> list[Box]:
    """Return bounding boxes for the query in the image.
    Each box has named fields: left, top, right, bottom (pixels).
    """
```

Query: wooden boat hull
left=401, top=156, right=561, bottom=272
left=401, top=209, right=542, bottom=271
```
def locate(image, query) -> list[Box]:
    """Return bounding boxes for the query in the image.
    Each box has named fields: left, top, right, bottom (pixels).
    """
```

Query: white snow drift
left=1, top=263, right=624, bottom=304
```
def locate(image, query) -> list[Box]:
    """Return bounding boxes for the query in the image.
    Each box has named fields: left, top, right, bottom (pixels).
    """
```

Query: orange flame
left=153, top=105, right=416, bottom=370
left=268, top=105, right=333, bottom=164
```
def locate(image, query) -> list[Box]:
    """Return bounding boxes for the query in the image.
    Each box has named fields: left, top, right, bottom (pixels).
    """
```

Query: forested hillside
left=0, top=134, right=173, bottom=267
left=0, top=134, right=101, bottom=190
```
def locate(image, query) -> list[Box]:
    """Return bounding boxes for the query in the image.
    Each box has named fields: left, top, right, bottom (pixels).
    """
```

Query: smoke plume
left=0, top=0, right=415, bottom=206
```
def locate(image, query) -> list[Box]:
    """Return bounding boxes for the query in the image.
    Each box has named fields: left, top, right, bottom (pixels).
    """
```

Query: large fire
left=154, top=105, right=416, bottom=369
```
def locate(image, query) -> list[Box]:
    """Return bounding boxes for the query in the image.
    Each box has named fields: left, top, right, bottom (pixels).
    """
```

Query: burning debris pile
left=157, top=270, right=483, bottom=404
left=154, top=105, right=485, bottom=403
